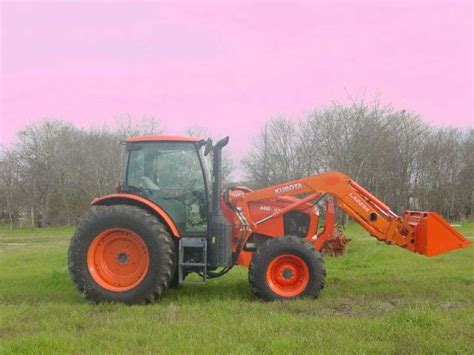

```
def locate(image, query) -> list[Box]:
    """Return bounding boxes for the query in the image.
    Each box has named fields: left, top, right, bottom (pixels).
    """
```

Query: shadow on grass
left=1, top=271, right=253, bottom=306
left=163, top=277, right=253, bottom=303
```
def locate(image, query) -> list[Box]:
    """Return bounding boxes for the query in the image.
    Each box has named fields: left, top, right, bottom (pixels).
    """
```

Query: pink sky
left=1, top=0, right=473, bottom=159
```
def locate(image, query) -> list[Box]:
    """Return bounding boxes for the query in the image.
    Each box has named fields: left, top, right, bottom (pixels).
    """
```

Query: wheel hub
left=87, top=228, right=149, bottom=292
left=266, top=254, right=310, bottom=297
left=282, top=268, right=294, bottom=280
left=117, top=252, right=129, bottom=264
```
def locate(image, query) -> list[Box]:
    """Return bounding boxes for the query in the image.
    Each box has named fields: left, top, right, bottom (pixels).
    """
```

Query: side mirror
left=204, top=138, right=213, bottom=156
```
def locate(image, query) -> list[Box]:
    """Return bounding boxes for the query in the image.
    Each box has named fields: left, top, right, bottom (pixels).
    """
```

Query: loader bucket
left=403, top=211, right=471, bottom=257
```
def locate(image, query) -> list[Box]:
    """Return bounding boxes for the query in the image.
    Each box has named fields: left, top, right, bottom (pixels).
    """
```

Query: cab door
left=125, top=141, right=209, bottom=236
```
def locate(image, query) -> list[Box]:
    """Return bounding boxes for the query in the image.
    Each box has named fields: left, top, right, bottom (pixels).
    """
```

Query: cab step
left=178, top=237, right=207, bottom=284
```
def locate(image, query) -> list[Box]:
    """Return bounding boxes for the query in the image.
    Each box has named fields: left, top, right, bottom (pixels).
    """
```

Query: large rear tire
left=68, top=205, right=176, bottom=304
left=248, top=236, right=325, bottom=301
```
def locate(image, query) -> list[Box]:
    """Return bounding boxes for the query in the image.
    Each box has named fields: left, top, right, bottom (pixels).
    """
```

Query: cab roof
left=127, top=135, right=202, bottom=143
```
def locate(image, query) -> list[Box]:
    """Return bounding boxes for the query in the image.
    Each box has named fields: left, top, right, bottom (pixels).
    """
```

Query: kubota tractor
left=68, top=135, right=471, bottom=304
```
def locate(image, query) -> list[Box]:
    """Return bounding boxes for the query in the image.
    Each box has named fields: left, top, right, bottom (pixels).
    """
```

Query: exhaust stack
left=208, top=136, right=232, bottom=268
left=211, top=136, right=229, bottom=214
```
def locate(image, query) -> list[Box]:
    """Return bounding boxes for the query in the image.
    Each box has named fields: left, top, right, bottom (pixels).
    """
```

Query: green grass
left=1, top=222, right=473, bottom=354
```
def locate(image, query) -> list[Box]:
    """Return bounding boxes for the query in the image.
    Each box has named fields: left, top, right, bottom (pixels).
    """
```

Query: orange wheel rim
left=265, top=254, right=310, bottom=297
left=87, top=228, right=149, bottom=292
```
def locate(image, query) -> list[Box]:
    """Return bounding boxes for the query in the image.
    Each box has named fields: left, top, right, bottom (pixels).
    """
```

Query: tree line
left=242, top=101, right=473, bottom=220
left=0, top=117, right=233, bottom=227
left=0, top=101, right=472, bottom=227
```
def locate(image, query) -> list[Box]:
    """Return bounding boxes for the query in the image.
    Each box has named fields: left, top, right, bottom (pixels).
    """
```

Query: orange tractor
left=68, top=135, right=471, bottom=303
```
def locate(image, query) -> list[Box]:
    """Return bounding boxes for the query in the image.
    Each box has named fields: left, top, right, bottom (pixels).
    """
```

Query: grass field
left=0, top=222, right=473, bottom=354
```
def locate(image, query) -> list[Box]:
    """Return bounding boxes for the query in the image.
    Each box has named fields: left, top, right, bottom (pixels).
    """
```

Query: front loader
left=68, top=135, right=471, bottom=304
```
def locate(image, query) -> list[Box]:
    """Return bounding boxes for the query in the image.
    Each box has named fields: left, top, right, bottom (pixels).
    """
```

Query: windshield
left=125, top=142, right=208, bottom=235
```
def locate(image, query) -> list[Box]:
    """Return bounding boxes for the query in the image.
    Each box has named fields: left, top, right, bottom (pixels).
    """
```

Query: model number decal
left=349, top=192, right=370, bottom=213
left=274, top=183, right=303, bottom=194
left=259, top=205, right=281, bottom=212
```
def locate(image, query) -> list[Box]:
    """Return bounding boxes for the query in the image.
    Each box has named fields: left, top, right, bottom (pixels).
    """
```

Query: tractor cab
left=121, top=136, right=212, bottom=236
left=119, top=135, right=233, bottom=282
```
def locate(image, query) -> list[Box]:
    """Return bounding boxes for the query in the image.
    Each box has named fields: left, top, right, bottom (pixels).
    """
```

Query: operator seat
left=139, top=176, right=160, bottom=190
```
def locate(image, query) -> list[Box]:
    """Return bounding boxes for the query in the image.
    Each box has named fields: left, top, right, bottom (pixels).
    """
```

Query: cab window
left=126, top=142, right=208, bottom=235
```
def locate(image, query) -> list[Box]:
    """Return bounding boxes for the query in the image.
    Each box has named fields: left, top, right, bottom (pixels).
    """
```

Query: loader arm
left=238, top=171, right=470, bottom=256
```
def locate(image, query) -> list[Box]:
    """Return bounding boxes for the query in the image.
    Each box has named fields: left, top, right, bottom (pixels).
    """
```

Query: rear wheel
left=248, top=236, right=325, bottom=301
left=68, top=205, right=176, bottom=304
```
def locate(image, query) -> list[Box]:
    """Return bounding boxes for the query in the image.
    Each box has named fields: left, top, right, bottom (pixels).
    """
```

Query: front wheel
left=68, top=205, right=176, bottom=304
left=248, top=236, right=326, bottom=301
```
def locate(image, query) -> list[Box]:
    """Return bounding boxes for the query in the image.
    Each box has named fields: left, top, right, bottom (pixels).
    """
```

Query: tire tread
left=68, top=205, right=176, bottom=304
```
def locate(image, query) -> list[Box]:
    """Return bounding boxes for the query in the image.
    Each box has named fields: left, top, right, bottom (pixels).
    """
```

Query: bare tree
left=242, top=117, right=310, bottom=188
left=114, top=114, right=164, bottom=140
left=185, top=126, right=234, bottom=182
left=242, top=100, right=471, bottom=220
left=0, top=148, right=21, bottom=227
left=0, top=116, right=165, bottom=227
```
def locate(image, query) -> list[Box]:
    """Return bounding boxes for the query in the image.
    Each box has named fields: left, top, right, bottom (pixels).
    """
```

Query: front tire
left=68, top=205, right=176, bottom=304
left=248, top=236, right=326, bottom=301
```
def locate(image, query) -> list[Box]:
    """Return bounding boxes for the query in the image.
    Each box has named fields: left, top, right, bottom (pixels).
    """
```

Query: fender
left=91, top=193, right=180, bottom=238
